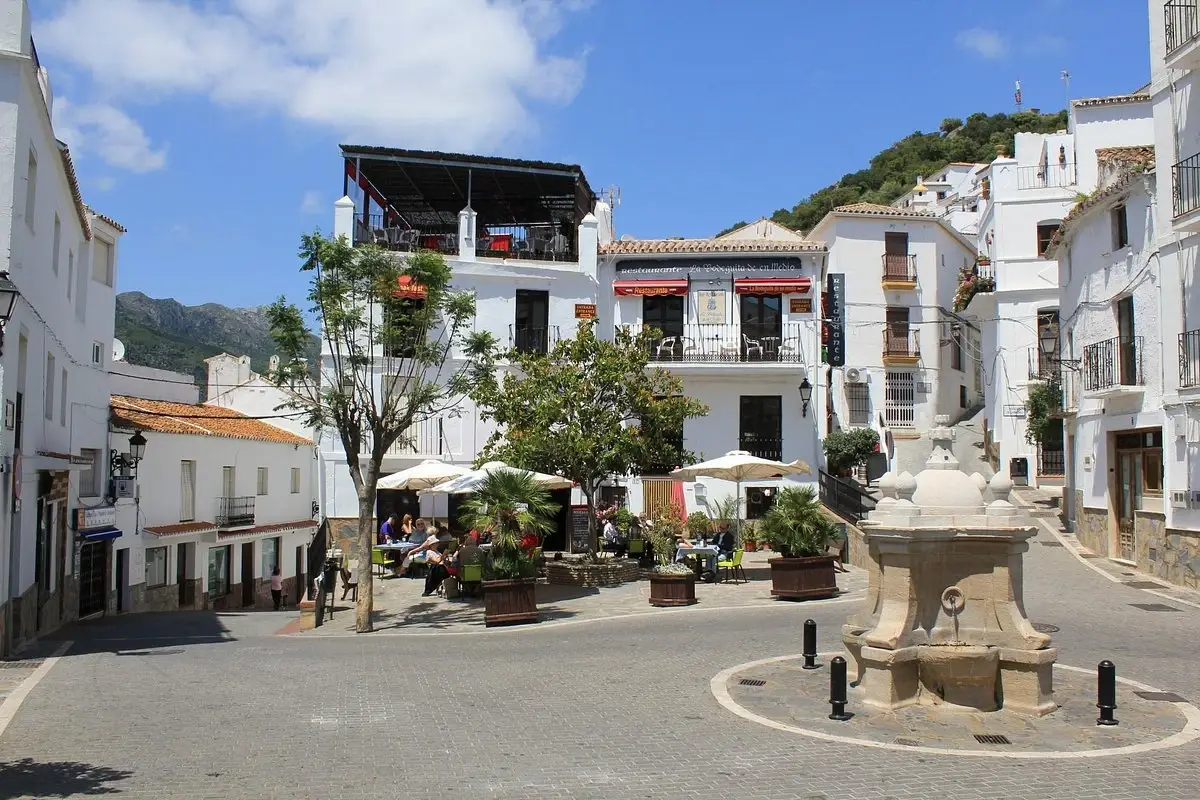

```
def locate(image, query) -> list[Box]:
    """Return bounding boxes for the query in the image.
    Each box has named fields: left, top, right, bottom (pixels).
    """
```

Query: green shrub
left=822, top=428, right=879, bottom=476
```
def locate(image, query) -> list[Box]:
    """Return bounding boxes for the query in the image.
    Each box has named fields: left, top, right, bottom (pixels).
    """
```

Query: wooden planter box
left=483, top=578, right=539, bottom=627
left=769, top=555, right=839, bottom=601
left=648, top=573, right=697, bottom=607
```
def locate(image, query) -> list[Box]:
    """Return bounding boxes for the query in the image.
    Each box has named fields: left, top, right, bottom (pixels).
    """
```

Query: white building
left=0, top=1, right=124, bottom=656
left=963, top=96, right=1153, bottom=490
left=108, top=391, right=317, bottom=612
left=891, top=162, right=988, bottom=235
left=808, top=203, right=982, bottom=458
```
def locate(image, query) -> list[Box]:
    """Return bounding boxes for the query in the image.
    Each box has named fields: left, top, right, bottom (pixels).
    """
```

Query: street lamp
left=798, top=378, right=813, bottom=417
left=0, top=271, right=19, bottom=322
left=111, top=430, right=148, bottom=478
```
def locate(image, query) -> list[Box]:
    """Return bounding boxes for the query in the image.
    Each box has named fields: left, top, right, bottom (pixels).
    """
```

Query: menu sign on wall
left=825, top=273, right=846, bottom=367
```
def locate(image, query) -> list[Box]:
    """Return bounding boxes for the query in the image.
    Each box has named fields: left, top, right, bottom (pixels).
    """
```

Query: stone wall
left=545, top=559, right=641, bottom=587
left=845, top=522, right=870, bottom=571
left=1138, top=517, right=1200, bottom=590
left=1075, top=497, right=1109, bottom=557
left=140, top=583, right=180, bottom=613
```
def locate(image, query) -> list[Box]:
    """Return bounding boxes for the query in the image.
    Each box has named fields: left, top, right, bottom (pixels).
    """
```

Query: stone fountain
left=842, top=416, right=1057, bottom=716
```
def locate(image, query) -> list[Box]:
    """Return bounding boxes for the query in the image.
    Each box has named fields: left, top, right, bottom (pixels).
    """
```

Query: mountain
left=114, top=292, right=320, bottom=389
left=720, top=109, right=1071, bottom=235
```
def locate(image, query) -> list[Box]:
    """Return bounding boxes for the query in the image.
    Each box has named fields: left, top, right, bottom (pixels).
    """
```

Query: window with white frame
left=257, top=467, right=268, bottom=496
left=59, top=368, right=67, bottom=426
left=145, top=546, right=167, bottom=587
left=92, top=238, right=114, bottom=286
left=180, top=460, right=196, bottom=522
left=25, top=148, right=37, bottom=232
left=79, top=448, right=102, bottom=497
left=91, top=341, right=104, bottom=366
left=845, top=383, right=870, bottom=426
left=290, top=467, right=301, bottom=494
left=67, top=251, right=73, bottom=300
left=52, top=214, right=60, bottom=274
left=44, top=353, right=55, bottom=419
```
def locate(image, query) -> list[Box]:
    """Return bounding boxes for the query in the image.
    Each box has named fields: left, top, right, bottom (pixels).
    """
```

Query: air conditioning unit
left=111, top=476, right=135, bottom=499
left=845, top=367, right=865, bottom=383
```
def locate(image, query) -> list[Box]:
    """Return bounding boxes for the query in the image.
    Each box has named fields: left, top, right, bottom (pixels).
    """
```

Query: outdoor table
left=374, top=542, right=419, bottom=575
left=760, top=336, right=780, bottom=360
left=677, top=544, right=720, bottom=581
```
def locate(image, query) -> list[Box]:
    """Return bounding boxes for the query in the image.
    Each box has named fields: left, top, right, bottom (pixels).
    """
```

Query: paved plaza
left=1, top=519, right=1199, bottom=799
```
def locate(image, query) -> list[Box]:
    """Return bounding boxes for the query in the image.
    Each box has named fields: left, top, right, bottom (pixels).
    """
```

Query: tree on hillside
left=266, top=234, right=479, bottom=632
left=467, top=322, right=709, bottom=544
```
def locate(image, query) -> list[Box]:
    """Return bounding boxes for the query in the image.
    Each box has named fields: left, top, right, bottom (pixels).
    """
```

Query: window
left=180, top=460, right=196, bottom=521
left=936, top=191, right=947, bottom=200
left=514, top=289, right=549, bottom=354
left=290, top=467, right=301, bottom=494
left=207, top=546, right=231, bottom=597
left=739, top=396, right=783, bottom=461
left=92, top=238, right=113, bottom=286
left=1115, top=430, right=1163, bottom=501
left=382, top=298, right=425, bottom=359
left=44, top=353, right=54, bottom=419
left=52, top=214, right=60, bottom=274
left=91, top=341, right=103, bottom=366
left=884, top=371, right=916, bottom=427
left=222, top=466, right=235, bottom=497
left=145, top=546, right=167, bottom=587
left=257, top=467, right=269, bottom=496
left=1036, top=222, right=1060, bottom=257
left=66, top=250, right=73, bottom=300
left=79, top=448, right=101, bottom=497
left=261, top=537, right=280, bottom=579
left=950, top=334, right=963, bottom=371
left=846, top=382, right=870, bottom=426
left=59, top=367, right=67, bottom=425
left=884, top=307, right=911, bottom=355
left=1111, top=204, right=1129, bottom=251
left=959, top=385, right=968, bottom=409
left=746, top=486, right=777, bottom=520
left=24, top=148, right=36, bottom=232
left=883, top=232, right=911, bottom=280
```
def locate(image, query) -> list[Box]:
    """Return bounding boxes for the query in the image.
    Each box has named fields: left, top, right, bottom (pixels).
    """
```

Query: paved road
left=1, top=519, right=1198, bottom=799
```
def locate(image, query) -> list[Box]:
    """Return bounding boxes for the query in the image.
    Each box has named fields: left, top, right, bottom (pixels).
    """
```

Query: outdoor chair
left=718, top=549, right=747, bottom=584
left=370, top=548, right=388, bottom=577
left=627, top=538, right=645, bottom=558
left=742, top=334, right=764, bottom=360
left=396, top=229, right=420, bottom=251
left=655, top=336, right=680, bottom=360
left=777, top=337, right=799, bottom=361
left=459, top=563, right=483, bottom=598
left=340, top=568, right=359, bottom=601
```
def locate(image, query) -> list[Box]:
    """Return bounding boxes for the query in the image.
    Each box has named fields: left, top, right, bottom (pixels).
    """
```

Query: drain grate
left=1124, top=581, right=1165, bottom=590
left=739, top=678, right=766, bottom=687
left=1135, top=691, right=1187, bottom=702
left=1040, top=541, right=1064, bottom=547
left=0, top=659, right=43, bottom=669
left=1130, top=603, right=1183, bottom=612
left=894, top=738, right=920, bottom=746
left=973, top=734, right=1012, bottom=745
left=1032, top=622, right=1060, bottom=633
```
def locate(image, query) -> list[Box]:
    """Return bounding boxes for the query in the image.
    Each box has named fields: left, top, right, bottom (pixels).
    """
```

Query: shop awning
left=82, top=527, right=122, bottom=542
left=733, top=277, right=812, bottom=294
left=613, top=279, right=689, bottom=296
left=394, top=275, right=427, bottom=299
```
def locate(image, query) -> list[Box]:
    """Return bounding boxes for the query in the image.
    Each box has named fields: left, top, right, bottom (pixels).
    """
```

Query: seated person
left=379, top=513, right=398, bottom=544
left=421, top=540, right=451, bottom=597
left=407, top=518, right=429, bottom=545
left=716, top=527, right=736, bottom=558
left=601, top=516, right=625, bottom=557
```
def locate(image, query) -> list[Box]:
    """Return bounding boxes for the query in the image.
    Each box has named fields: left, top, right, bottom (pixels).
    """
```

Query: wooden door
left=1115, top=450, right=1139, bottom=561
left=883, top=232, right=910, bottom=279
left=115, top=549, right=128, bottom=612
left=1117, top=297, right=1136, bottom=385
left=885, top=308, right=911, bottom=355
left=241, top=542, right=255, bottom=607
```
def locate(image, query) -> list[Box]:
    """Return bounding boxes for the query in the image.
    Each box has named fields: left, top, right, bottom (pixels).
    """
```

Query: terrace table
left=677, top=544, right=720, bottom=582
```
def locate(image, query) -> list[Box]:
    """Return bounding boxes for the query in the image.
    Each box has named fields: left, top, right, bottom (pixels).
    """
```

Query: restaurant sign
left=75, top=505, right=116, bottom=532
left=574, top=303, right=597, bottom=319
left=825, top=273, right=846, bottom=367
left=790, top=298, right=813, bottom=314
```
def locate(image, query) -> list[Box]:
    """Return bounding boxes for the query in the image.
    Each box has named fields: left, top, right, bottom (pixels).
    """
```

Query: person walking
left=270, top=566, right=284, bottom=610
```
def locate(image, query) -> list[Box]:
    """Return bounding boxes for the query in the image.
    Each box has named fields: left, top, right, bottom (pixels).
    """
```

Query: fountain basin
left=918, top=644, right=999, bottom=712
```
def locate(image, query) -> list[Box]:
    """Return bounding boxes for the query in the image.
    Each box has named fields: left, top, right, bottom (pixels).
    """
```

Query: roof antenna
left=1014, top=80, right=1023, bottom=112
left=1061, top=70, right=1071, bottom=114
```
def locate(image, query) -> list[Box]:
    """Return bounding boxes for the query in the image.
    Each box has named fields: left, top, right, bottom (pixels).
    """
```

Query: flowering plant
left=952, top=264, right=995, bottom=312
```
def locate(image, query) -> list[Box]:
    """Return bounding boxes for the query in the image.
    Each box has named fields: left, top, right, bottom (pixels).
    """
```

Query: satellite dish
left=112, top=338, right=126, bottom=362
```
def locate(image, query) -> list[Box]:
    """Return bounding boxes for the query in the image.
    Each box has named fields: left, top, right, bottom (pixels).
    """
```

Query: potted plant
left=460, top=471, right=558, bottom=626
left=758, top=486, right=840, bottom=601
left=643, top=504, right=696, bottom=607
left=686, top=511, right=712, bottom=542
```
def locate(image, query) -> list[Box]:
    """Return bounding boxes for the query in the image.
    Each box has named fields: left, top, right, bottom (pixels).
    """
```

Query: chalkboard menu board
left=570, top=505, right=592, bottom=553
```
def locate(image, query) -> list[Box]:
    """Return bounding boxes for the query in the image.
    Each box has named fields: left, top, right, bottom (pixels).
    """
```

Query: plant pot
left=482, top=578, right=539, bottom=626
left=743, top=539, right=757, bottom=552
left=648, top=573, right=697, bottom=607
left=768, top=555, right=839, bottom=601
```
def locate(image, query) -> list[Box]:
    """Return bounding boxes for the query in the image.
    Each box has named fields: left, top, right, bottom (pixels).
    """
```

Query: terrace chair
left=742, top=334, right=764, bottom=360
left=655, top=336, right=681, bottom=360
left=719, top=336, right=741, bottom=360
left=777, top=337, right=799, bottom=362
left=459, top=563, right=483, bottom=598
left=512, top=238, right=533, bottom=258
left=396, top=229, right=420, bottom=251
left=372, top=228, right=390, bottom=245
left=718, top=549, right=746, bottom=584
left=370, top=548, right=388, bottom=577
left=340, top=568, right=359, bottom=600
left=477, top=237, right=493, bottom=255
left=627, top=538, right=645, bottom=558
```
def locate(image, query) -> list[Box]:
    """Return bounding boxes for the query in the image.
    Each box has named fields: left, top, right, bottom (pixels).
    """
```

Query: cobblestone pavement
left=1, top=518, right=1199, bottom=799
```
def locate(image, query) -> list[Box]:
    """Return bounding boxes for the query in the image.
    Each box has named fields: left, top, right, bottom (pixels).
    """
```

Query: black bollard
left=802, top=619, right=819, bottom=670
left=1097, top=660, right=1118, bottom=726
left=828, top=656, right=853, bottom=721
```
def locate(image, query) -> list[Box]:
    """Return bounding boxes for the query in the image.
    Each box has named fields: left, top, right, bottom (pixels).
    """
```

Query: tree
left=266, top=233, right=479, bottom=632
left=1024, top=380, right=1064, bottom=446
left=467, top=321, right=708, bottom=545
left=459, top=471, right=557, bottom=580
left=822, top=428, right=880, bottom=476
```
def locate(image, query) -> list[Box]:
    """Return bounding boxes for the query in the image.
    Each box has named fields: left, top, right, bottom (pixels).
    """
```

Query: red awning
left=734, top=277, right=812, bottom=295
left=394, top=275, right=427, bottom=299
left=613, top=279, right=689, bottom=297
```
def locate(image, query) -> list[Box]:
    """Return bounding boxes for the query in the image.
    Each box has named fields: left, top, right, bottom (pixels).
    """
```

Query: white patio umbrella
left=376, top=459, right=470, bottom=491
left=671, top=450, right=811, bottom=533
left=420, top=461, right=575, bottom=495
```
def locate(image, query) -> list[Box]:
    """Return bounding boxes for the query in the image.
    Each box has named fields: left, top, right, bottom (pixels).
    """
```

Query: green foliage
left=751, top=110, right=1069, bottom=234
left=459, top=471, right=559, bottom=580
left=466, top=321, right=709, bottom=540
left=686, top=511, right=712, bottom=539
left=953, top=264, right=996, bottom=312
left=643, top=504, right=690, bottom=574
left=707, top=494, right=741, bottom=542
left=1025, top=380, right=1064, bottom=446
left=613, top=506, right=635, bottom=535
left=822, top=428, right=880, bottom=476
left=756, top=487, right=838, bottom=558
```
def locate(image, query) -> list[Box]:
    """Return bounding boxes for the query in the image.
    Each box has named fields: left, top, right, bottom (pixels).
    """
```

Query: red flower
left=520, top=533, right=538, bottom=551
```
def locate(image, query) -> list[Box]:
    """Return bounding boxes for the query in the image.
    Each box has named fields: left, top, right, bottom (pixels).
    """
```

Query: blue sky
left=30, top=0, right=1149, bottom=310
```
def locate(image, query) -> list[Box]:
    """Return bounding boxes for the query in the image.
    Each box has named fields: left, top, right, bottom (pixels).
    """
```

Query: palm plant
left=459, top=471, right=558, bottom=580
left=757, top=486, right=838, bottom=558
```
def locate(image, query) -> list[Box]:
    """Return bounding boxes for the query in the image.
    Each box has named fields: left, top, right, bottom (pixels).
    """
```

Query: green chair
left=718, top=549, right=746, bottom=584
left=460, top=563, right=484, bottom=598
left=627, top=538, right=645, bottom=556
left=370, top=548, right=388, bottom=577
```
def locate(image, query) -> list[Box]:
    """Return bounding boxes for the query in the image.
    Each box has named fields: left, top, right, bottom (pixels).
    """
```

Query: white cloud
left=955, top=28, right=1008, bottom=60
left=94, top=176, right=116, bottom=191
left=53, top=97, right=167, bottom=172
left=299, top=190, right=322, bottom=215
left=38, top=0, right=591, bottom=152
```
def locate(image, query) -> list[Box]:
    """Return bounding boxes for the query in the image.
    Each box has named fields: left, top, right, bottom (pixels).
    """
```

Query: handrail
left=818, top=469, right=876, bottom=524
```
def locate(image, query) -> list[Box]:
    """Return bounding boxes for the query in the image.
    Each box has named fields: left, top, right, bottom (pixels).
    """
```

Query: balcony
left=1166, top=1, right=1200, bottom=70
left=738, top=436, right=782, bottom=462
left=881, top=254, right=917, bottom=290
left=1037, top=445, right=1065, bottom=477
left=355, top=216, right=576, bottom=262
left=509, top=325, right=561, bottom=355
left=1027, top=349, right=1061, bottom=382
left=215, top=496, right=256, bottom=529
left=1179, top=329, right=1200, bottom=388
left=1172, top=153, right=1200, bottom=230
left=626, top=323, right=808, bottom=364
left=881, top=328, right=920, bottom=366
left=1082, top=336, right=1144, bottom=396
left=1016, top=163, right=1076, bottom=191
left=361, top=416, right=452, bottom=460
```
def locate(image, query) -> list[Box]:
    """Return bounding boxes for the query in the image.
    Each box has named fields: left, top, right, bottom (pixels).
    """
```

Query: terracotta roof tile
left=600, top=238, right=825, bottom=255
left=86, top=205, right=127, bottom=233
left=1072, top=93, right=1150, bottom=108
left=1096, top=145, right=1155, bottom=167
left=218, top=519, right=318, bottom=539
left=1045, top=166, right=1152, bottom=257
left=145, top=521, right=217, bottom=537
left=110, top=395, right=312, bottom=445
left=832, top=202, right=938, bottom=218
left=56, top=141, right=92, bottom=241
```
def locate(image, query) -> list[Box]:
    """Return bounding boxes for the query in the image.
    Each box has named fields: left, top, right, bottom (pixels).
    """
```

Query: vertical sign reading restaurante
left=826, top=273, right=845, bottom=367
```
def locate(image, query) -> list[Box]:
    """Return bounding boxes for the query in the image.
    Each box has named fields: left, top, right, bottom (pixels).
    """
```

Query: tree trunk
left=354, top=467, right=379, bottom=633
left=582, top=485, right=597, bottom=554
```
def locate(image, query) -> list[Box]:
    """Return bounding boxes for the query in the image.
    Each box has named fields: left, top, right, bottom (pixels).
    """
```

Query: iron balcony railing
left=509, top=325, right=560, bottom=355
left=364, top=416, right=449, bottom=457
left=215, top=496, right=256, bottom=528
left=881, top=253, right=917, bottom=283
left=1180, top=329, right=1200, bottom=388
left=355, top=215, right=577, bottom=262
left=1166, top=1, right=1200, bottom=55
left=738, top=436, right=782, bottom=462
left=882, top=328, right=920, bottom=358
left=625, top=323, right=807, bottom=363
left=818, top=470, right=877, bottom=524
left=1173, top=152, right=1200, bottom=218
left=1037, top=445, right=1065, bottom=477
left=1082, top=335, right=1144, bottom=391
left=1027, top=348, right=1061, bottom=381
left=1016, top=163, right=1076, bottom=190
